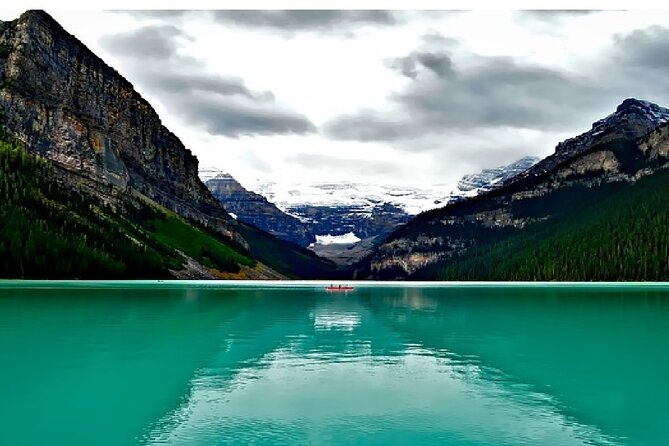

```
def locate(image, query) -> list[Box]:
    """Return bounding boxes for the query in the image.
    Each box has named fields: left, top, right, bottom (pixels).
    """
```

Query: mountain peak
left=616, top=98, right=660, bottom=113
left=586, top=98, right=669, bottom=139
left=18, top=9, right=54, bottom=23
left=552, top=98, right=669, bottom=157
left=612, top=98, right=669, bottom=122
left=457, top=156, right=540, bottom=193
left=210, top=173, right=237, bottom=182
left=14, top=10, right=62, bottom=31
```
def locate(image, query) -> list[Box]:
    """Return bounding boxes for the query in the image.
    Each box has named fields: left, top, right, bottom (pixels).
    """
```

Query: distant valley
left=201, top=157, right=540, bottom=265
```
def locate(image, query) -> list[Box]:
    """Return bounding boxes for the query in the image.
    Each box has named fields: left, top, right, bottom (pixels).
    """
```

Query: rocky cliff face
left=507, top=98, right=669, bottom=187
left=364, top=98, right=669, bottom=278
left=0, top=11, right=228, bottom=226
left=206, top=173, right=314, bottom=246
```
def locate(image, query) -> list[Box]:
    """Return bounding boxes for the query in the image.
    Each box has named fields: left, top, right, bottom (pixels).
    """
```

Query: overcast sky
left=3, top=9, right=669, bottom=188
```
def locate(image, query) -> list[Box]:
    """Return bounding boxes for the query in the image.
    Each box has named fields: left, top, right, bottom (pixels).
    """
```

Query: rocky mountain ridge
left=506, top=98, right=669, bottom=188
left=203, top=170, right=412, bottom=259
left=363, top=98, right=669, bottom=278
left=0, top=11, right=229, bottom=228
left=206, top=173, right=314, bottom=247
left=0, top=10, right=338, bottom=279
left=456, top=156, right=540, bottom=194
left=202, top=157, right=541, bottom=264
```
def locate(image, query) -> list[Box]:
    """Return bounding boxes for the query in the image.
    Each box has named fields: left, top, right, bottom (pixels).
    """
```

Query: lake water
left=0, top=282, right=668, bottom=446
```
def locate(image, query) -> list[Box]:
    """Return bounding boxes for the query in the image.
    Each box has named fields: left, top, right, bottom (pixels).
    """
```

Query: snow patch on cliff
left=311, top=232, right=361, bottom=246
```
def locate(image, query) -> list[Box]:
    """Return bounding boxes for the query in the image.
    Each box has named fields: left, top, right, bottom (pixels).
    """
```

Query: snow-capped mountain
left=457, top=156, right=541, bottom=194
left=509, top=98, right=669, bottom=186
left=199, top=166, right=226, bottom=183
left=249, top=156, right=540, bottom=217
left=250, top=181, right=455, bottom=217
left=199, top=156, right=539, bottom=264
left=205, top=173, right=314, bottom=247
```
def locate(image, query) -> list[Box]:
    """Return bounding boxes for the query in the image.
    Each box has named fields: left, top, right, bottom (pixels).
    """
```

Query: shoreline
left=3, top=279, right=669, bottom=289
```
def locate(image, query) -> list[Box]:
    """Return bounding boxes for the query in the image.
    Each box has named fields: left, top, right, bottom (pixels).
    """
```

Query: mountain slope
left=0, top=130, right=260, bottom=279
left=0, top=10, right=225, bottom=226
left=362, top=98, right=669, bottom=280
left=201, top=157, right=540, bottom=266
left=456, top=156, right=540, bottom=195
left=0, top=10, right=334, bottom=279
left=418, top=168, right=669, bottom=281
left=206, top=173, right=314, bottom=246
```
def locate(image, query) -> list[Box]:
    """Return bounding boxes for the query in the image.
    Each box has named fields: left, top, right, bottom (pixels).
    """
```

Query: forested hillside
left=415, top=169, right=669, bottom=281
left=0, top=130, right=256, bottom=279
left=363, top=98, right=669, bottom=281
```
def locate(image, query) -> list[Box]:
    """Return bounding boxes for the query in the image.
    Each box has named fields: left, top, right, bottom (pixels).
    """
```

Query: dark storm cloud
left=613, top=26, right=669, bottom=69
left=99, top=25, right=186, bottom=61
left=212, top=10, right=399, bottom=31
left=100, top=26, right=314, bottom=138
left=326, top=53, right=606, bottom=143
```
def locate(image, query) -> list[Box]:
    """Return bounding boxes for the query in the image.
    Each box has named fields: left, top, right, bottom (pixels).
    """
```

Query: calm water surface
left=0, top=282, right=668, bottom=445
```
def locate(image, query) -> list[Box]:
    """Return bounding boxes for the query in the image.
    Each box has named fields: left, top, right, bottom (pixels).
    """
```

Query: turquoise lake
left=0, top=282, right=668, bottom=445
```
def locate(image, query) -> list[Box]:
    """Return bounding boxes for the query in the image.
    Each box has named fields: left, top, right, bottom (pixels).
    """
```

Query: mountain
left=505, top=98, right=669, bottom=188
left=252, top=180, right=452, bottom=216
left=200, top=158, right=539, bottom=266
left=361, top=98, right=669, bottom=280
left=205, top=173, right=314, bottom=247
left=202, top=171, right=414, bottom=264
left=0, top=10, right=336, bottom=279
left=250, top=181, right=415, bottom=263
left=0, top=10, right=225, bottom=227
left=456, top=156, right=540, bottom=195
left=250, top=156, right=540, bottom=223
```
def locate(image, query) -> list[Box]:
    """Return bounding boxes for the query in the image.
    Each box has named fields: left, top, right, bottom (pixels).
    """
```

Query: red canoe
left=325, top=286, right=354, bottom=292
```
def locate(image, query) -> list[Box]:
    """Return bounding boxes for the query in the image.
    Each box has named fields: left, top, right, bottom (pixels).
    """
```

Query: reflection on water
left=0, top=284, right=668, bottom=445
left=312, top=311, right=361, bottom=332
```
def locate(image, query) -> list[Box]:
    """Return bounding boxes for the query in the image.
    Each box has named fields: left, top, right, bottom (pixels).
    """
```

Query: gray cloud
left=111, top=10, right=187, bottom=19
left=326, top=53, right=606, bottom=144
left=143, top=72, right=269, bottom=100
left=167, top=92, right=316, bottom=137
left=515, top=10, right=598, bottom=24
left=117, top=10, right=399, bottom=33
left=513, top=11, right=600, bottom=37
left=100, top=26, right=314, bottom=138
left=286, top=153, right=405, bottom=176
left=613, top=26, right=669, bottom=69
left=212, top=10, right=398, bottom=32
left=521, top=10, right=596, bottom=18
left=324, top=112, right=418, bottom=142
left=99, top=25, right=186, bottom=61
left=139, top=70, right=314, bottom=137
left=420, top=30, right=459, bottom=48
left=387, top=51, right=454, bottom=79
